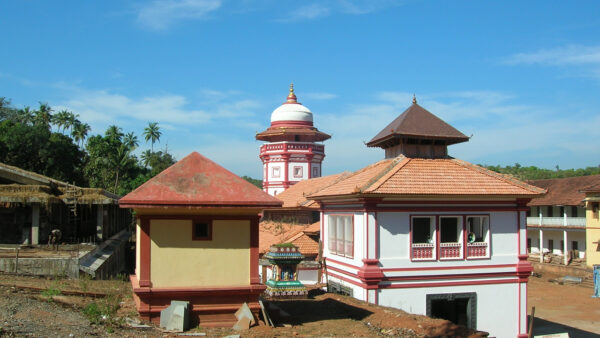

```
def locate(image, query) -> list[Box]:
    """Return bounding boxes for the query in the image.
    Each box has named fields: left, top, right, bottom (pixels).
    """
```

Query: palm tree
left=143, top=122, right=161, bottom=152
left=72, top=122, right=91, bottom=147
left=66, top=111, right=80, bottom=135
left=18, top=106, right=35, bottom=125
left=105, top=125, right=124, bottom=141
left=112, top=144, right=132, bottom=193
left=123, top=132, right=139, bottom=150
left=140, top=149, right=153, bottom=168
left=34, top=102, right=53, bottom=129
left=53, top=110, right=70, bottom=133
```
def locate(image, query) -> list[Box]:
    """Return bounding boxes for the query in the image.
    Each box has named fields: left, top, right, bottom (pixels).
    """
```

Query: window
left=411, top=216, right=435, bottom=260
left=465, top=216, right=490, bottom=259
left=548, top=239, right=554, bottom=252
left=571, top=206, right=578, bottom=217
left=193, top=222, right=212, bottom=240
left=439, top=217, right=462, bottom=259
left=547, top=206, right=553, bottom=217
left=312, top=167, right=319, bottom=178
left=328, top=215, right=353, bottom=258
left=572, top=241, right=578, bottom=251
left=527, top=238, right=532, bottom=252
left=293, top=166, right=303, bottom=178
left=559, top=206, right=565, bottom=216
left=272, top=167, right=280, bottom=178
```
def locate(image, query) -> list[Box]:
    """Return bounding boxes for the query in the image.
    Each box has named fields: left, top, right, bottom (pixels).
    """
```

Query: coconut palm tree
left=143, top=122, right=161, bottom=152
left=105, top=125, right=124, bottom=141
left=123, top=132, right=139, bottom=150
left=66, top=111, right=80, bottom=135
left=53, top=110, right=71, bottom=133
left=34, top=102, right=53, bottom=129
left=72, top=122, right=91, bottom=148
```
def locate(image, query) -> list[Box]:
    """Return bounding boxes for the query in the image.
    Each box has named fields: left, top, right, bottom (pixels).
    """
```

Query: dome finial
left=412, top=94, right=417, bottom=104
left=286, top=82, right=297, bottom=103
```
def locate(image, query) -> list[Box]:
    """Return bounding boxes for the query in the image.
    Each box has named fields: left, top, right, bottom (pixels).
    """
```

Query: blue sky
left=1, top=1, right=599, bottom=178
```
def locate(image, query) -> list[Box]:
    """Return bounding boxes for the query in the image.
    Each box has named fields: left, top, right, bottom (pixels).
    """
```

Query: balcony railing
left=526, top=216, right=586, bottom=227
left=412, top=243, right=434, bottom=260
left=467, top=242, right=488, bottom=258
left=439, top=242, right=462, bottom=259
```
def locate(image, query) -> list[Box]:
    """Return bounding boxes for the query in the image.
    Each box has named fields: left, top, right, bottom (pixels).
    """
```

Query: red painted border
left=139, top=216, right=151, bottom=287
left=250, top=216, right=260, bottom=284
left=325, top=257, right=361, bottom=270
left=381, top=263, right=516, bottom=272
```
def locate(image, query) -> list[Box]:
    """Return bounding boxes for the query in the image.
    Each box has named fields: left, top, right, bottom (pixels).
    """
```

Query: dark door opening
left=427, top=292, right=476, bottom=329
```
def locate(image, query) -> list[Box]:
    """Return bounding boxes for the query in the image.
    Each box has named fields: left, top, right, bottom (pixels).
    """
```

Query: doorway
left=426, top=292, right=477, bottom=329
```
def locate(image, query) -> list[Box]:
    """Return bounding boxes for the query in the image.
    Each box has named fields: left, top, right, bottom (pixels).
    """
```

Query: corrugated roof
left=120, top=152, right=282, bottom=208
left=367, top=103, right=469, bottom=148
left=527, top=175, right=600, bottom=206
left=310, top=156, right=545, bottom=198
left=275, top=172, right=351, bottom=209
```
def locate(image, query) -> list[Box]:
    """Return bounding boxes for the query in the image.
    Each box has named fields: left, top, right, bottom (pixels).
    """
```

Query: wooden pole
left=528, top=306, right=535, bottom=338
left=14, top=248, right=19, bottom=274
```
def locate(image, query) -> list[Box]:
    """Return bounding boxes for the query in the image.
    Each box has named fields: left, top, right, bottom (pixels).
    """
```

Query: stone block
left=234, top=302, right=255, bottom=326
left=160, top=300, right=190, bottom=332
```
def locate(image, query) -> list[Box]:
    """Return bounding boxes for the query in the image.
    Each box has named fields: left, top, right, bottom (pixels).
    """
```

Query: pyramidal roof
left=120, top=152, right=282, bottom=208
left=309, top=155, right=546, bottom=199
left=367, top=101, right=469, bottom=148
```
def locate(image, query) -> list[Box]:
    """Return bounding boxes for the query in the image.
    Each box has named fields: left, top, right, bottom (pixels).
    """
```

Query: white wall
left=377, top=211, right=520, bottom=268
left=288, top=161, right=308, bottom=182
left=378, top=283, right=521, bottom=337
left=267, top=162, right=285, bottom=181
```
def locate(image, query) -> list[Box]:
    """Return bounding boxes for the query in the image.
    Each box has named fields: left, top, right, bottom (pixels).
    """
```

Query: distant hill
left=482, top=164, right=600, bottom=181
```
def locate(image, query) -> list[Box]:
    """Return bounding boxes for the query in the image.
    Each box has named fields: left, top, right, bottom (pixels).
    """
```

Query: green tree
left=123, top=132, right=139, bottom=150
left=53, top=110, right=71, bottom=133
left=33, top=102, right=53, bottom=129
left=72, top=122, right=91, bottom=147
left=143, top=122, right=161, bottom=152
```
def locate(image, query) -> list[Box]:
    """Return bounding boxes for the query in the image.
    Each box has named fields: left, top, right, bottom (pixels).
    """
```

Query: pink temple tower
left=256, top=84, right=331, bottom=196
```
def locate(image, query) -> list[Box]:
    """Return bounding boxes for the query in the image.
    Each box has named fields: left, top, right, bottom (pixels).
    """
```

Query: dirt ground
left=0, top=271, right=597, bottom=337
left=528, top=271, right=600, bottom=337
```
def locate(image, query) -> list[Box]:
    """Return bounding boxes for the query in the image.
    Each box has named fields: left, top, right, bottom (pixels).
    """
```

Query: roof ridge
left=356, top=157, right=403, bottom=192
left=299, top=172, right=352, bottom=206
left=451, top=159, right=546, bottom=194
left=362, top=156, right=411, bottom=193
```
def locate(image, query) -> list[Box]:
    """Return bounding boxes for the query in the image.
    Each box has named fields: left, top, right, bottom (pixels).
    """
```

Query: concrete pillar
left=538, top=207, right=543, bottom=226
left=539, top=228, right=544, bottom=263
left=31, top=203, right=40, bottom=245
left=96, top=204, right=103, bottom=242
left=563, top=230, right=568, bottom=265
left=563, top=206, right=568, bottom=226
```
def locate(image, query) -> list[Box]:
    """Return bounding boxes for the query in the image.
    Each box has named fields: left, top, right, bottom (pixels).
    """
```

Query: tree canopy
left=0, top=97, right=176, bottom=195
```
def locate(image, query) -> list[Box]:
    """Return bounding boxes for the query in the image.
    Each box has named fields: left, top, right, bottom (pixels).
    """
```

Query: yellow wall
left=586, top=198, right=600, bottom=269
left=150, top=219, right=250, bottom=287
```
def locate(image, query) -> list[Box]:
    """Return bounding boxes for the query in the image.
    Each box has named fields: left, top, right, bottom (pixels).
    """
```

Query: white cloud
left=505, top=45, right=600, bottom=66
left=136, top=0, right=222, bottom=30
left=277, top=0, right=401, bottom=22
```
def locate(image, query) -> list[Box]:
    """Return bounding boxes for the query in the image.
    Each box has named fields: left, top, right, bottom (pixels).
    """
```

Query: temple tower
left=256, top=84, right=331, bottom=196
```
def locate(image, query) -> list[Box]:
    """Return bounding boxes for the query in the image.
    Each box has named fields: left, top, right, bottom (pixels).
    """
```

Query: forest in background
left=1, top=96, right=599, bottom=195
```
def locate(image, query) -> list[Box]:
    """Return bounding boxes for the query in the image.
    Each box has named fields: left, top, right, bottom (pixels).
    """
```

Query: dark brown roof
left=367, top=103, right=469, bottom=148
left=120, top=152, right=282, bottom=208
left=527, top=175, right=600, bottom=206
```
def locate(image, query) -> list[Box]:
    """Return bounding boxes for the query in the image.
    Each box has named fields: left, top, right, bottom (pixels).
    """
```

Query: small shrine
left=264, top=243, right=308, bottom=298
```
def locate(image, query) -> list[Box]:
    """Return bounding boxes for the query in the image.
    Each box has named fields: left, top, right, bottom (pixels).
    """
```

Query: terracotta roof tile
left=310, top=156, right=545, bottom=198
left=120, top=152, right=282, bottom=208
left=527, top=175, right=600, bottom=206
left=259, top=220, right=321, bottom=256
left=275, top=173, right=351, bottom=209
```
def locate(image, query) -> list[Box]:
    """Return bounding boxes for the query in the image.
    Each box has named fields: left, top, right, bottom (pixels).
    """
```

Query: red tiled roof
left=120, top=152, right=282, bottom=208
left=274, top=173, right=351, bottom=209
left=310, top=156, right=545, bottom=198
left=367, top=103, right=469, bottom=148
left=259, top=220, right=321, bottom=256
left=527, top=175, right=600, bottom=206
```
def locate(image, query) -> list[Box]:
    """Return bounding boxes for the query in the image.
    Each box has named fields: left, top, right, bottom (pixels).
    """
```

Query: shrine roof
left=309, top=155, right=546, bottom=199
left=119, top=152, right=282, bottom=208
left=255, top=127, right=331, bottom=142
left=527, top=175, right=600, bottom=206
left=367, top=102, right=469, bottom=148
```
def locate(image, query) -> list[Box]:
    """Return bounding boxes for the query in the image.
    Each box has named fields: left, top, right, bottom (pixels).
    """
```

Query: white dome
left=270, top=103, right=313, bottom=123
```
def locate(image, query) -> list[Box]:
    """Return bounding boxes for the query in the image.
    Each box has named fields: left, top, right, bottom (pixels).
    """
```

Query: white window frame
left=328, top=215, right=354, bottom=258
left=271, top=166, right=280, bottom=178
left=438, top=216, right=463, bottom=260
left=466, top=215, right=490, bottom=259
left=410, top=216, right=436, bottom=261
